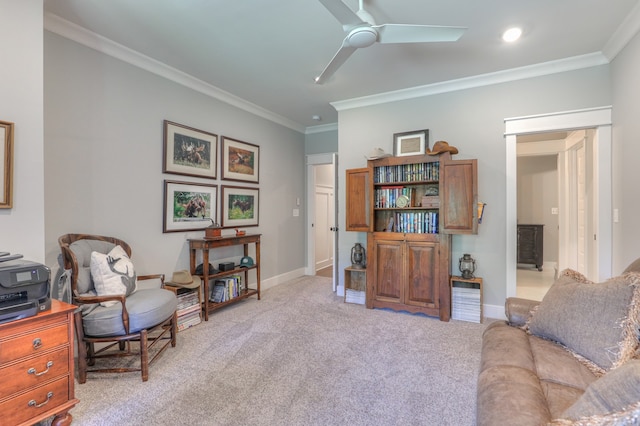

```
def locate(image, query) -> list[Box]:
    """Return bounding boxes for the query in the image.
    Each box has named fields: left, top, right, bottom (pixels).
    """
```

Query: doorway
left=306, top=153, right=338, bottom=291
left=516, top=149, right=559, bottom=300
left=505, top=107, right=612, bottom=299
left=515, top=130, right=596, bottom=300
left=314, top=168, right=335, bottom=273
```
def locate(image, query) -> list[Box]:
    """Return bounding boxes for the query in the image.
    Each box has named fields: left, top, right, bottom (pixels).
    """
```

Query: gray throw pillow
left=559, top=360, right=640, bottom=422
left=623, top=257, right=640, bottom=274
left=527, top=269, right=640, bottom=371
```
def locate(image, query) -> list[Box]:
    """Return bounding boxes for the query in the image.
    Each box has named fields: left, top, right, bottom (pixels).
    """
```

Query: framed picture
left=163, top=120, right=217, bottom=179
left=0, top=121, right=14, bottom=209
left=221, top=185, right=259, bottom=228
left=163, top=180, right=217, bottom=233
left=221, top=136, right=259, bottom=183
left=393, top=129, right=429, bottom=157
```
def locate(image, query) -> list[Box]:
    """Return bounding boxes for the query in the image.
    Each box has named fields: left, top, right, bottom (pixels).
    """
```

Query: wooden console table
left=0, top=299, right=79, bottom=426
left=188, top=234, right=261, bottom=321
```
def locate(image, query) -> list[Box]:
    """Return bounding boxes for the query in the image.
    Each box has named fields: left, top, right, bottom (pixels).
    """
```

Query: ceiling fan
left=315, top=0, right=467, bottom=84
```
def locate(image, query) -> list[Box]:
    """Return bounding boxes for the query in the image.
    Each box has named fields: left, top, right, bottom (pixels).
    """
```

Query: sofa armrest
left=505, top=297, right=539, bottom=327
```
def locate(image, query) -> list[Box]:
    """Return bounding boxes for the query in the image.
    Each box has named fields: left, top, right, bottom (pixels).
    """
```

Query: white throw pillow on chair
left=90, top=245, right=137, bottom=307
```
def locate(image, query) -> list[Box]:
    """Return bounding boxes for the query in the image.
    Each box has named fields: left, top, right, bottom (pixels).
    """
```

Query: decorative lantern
left=459, top=253, right=476, bottom=279
left=351, top=243, right=366, bottom=269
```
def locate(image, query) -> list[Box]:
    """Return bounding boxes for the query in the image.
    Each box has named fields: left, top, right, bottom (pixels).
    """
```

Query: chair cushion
left=69, top=239, right=116, bottom=294
left=527, top=269, right=640, bottom=371
left=82, top=288, right=177, bottom=336
left=90, top=245, right=137, bottom=307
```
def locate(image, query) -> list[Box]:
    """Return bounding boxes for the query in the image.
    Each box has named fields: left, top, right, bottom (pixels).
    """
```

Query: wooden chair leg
left=87, top=342, right=96, bottom=366
left=74, top=312, right=88, bottom=384
left=171, top=311, right=177, bottom=347
left=140, top=329, right=149, bottom=382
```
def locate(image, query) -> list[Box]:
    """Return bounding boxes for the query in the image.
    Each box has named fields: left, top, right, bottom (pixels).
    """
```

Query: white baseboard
left=259, top=268, right=306, bottom=291
left=484, top=303, right=506, bottom=320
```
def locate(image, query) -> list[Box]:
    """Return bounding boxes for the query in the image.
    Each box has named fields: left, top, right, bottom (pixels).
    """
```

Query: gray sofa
left=477, top=263, right=640, bottom=425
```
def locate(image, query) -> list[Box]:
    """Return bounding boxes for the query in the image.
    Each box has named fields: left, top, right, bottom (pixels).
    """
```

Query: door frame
left=505, top=106, right=612, bottom=297
left=306, top=153, right=338, bottom=290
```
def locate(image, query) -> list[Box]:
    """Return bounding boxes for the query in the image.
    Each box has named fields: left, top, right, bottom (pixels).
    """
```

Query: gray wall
left=44, top=32, right=306, bottom=284
left=0, top=1, right=45, bottom=261
left=611, top=29, right=640, bottom=274
left=337, top=66, right=612, bottom=310
left=305, top=129, right=338, bottom=155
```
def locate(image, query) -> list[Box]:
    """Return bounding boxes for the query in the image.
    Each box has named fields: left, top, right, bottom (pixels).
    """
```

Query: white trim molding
left=504, top=106, right=613, bottom=299
left=44, top=13, right=306, bottom=134
left=332, top=53, right=609, bottom=112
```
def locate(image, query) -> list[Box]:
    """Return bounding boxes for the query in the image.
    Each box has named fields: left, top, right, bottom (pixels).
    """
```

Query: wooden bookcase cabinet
left=188, top=234, right=261, bottom=321
left=346, top=152, right=478, bottom=321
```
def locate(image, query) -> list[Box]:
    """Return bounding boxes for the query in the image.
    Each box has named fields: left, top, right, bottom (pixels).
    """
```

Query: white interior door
left=314, top=186, right=333, bottom=270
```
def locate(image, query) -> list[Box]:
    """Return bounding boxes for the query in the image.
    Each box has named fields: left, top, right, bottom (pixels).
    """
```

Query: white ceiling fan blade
left=318, top=0, right=364, bottom=29
left=314, top=41, right=358, bottom=84
left=376, top=24, right=467, bottom=44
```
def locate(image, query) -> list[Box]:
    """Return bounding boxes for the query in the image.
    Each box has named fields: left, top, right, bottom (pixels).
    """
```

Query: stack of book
left=174, top=287, right=202, bottom=331
left=210, top=275, right=242, bottom=303
left=451, top=282, right=481, bottom=323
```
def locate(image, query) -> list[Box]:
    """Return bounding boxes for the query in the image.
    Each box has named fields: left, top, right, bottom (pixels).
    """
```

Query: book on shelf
left=210, top=275, right=242, bottom=303
left=373, top=162, right=440, bottom=184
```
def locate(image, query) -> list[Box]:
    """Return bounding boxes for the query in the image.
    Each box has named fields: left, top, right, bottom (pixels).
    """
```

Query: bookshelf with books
left=188, top=234, right=261, bottom=321
left=346, top=151, right=477, bottom=321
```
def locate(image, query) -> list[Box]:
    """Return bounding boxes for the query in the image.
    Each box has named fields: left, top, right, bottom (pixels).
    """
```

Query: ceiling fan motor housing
left=347, top=26, right=378, bottom=48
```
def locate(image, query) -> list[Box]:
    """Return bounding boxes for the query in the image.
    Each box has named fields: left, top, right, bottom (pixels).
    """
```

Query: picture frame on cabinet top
left=393, top=129, right=429, bottom=157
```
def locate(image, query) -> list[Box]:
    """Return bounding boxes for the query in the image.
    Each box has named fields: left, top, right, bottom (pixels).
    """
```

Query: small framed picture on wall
left=163, top=120, right=218, bottom=179
left=163, top=180, right=217, bottom=233
left=221, top=137, right=260, bottom=183
left=221, top=185, right=259, bottom=228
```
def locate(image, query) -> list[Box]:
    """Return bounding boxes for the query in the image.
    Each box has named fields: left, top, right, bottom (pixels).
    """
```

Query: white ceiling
left=43, top=0, right=640, bottom=132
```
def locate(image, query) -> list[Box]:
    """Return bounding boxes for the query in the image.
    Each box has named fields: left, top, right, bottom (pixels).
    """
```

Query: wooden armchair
left=58, top=234, right=178, bottom=382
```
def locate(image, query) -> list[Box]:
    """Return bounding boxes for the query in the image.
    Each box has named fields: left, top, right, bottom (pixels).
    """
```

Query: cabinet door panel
left=372, top=240, right=403, bottom=302
left=441, top=159, right=478, bottom=234
left=406, top=242, right=438, bottom=307
left=345, top=168, right=370, bottom=232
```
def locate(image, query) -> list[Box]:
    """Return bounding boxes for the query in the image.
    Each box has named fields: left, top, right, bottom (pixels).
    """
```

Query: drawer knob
left=28, top=391, right=54, bottom=408
left=32, top=338, right=43, bottom=350
left=27, top=361, right=54, bottom=377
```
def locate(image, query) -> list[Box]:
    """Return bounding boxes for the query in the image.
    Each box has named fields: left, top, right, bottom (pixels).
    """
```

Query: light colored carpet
left=68, top=275, right=488, bottom=425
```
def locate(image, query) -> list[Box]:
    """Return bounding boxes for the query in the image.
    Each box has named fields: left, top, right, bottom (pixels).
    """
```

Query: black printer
left=0, top=254, right=51, bottom=324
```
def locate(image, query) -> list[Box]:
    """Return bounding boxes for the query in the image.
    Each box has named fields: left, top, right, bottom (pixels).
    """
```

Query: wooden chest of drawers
left=0, top=299, right=79, bottom=426
left=517, top=224, right=544, bottom=271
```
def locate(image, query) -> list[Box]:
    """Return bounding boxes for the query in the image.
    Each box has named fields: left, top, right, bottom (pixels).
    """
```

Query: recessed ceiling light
left=502, top=27, right=522, bottom=43
left=312, top=115, right=322, bottom=121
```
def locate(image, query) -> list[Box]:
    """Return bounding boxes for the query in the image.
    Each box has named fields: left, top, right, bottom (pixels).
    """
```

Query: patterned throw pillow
left=90, top=245, right=137, bottom=307
left=526, top=269, right=640, bottom=371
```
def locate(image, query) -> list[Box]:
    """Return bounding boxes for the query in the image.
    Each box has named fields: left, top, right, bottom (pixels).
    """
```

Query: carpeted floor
left=68, top=275, right=488, bottom=425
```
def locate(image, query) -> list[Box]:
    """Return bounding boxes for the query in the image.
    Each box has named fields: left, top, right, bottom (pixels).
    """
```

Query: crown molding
left=44, top=13, right=306, bottom=134
left=305, top=123, right=338, bottom=134
left=602, top=1, right=640, bottom=60
left=331, top=52, right=609, bottom=112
